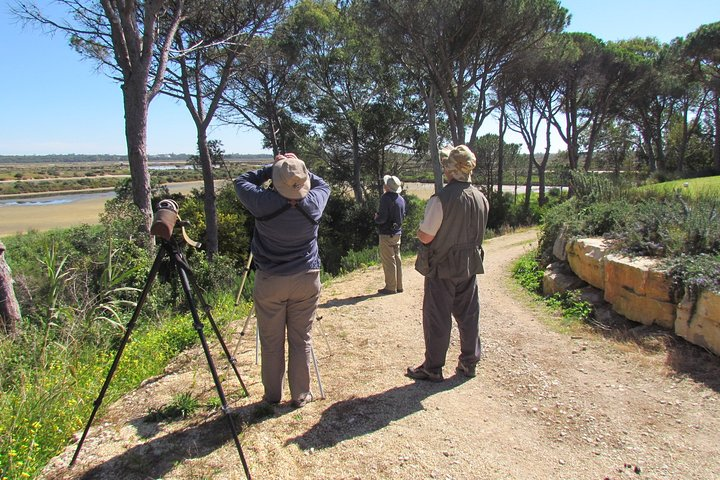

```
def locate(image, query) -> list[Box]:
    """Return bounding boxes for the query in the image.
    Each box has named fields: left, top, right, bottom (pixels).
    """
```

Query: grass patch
left=0, top=294, right=246, bottom=480
left=511, top=249, right=594, bottom=332
left=145, top=392, right=201, bottom=422
left=637, top=175, right=720, bottom=198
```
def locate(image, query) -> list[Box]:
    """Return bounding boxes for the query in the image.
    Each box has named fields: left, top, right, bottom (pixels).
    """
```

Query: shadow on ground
left=319, top=291, right=385, bottom=309
left=286, top=375, right=469, bottom=450
left=47, top=400, right=279, bottom=480
left=584, top=289, right=720, bottom=393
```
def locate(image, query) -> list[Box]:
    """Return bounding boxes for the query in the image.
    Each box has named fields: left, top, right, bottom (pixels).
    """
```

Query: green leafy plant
left=546, top=290, right=594, bottom=323
left=512, top=251, right=593, bottom=327
left=511, top=250, right=544, bottom=294
left=145, top=392, right=200, bottom=422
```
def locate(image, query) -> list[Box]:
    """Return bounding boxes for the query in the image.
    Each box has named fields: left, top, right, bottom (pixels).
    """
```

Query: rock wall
left=544, top=237, right=720, bottom=356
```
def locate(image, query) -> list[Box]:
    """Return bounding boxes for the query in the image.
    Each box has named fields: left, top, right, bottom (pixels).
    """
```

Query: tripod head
left=151, top=199, right=202, bottom=249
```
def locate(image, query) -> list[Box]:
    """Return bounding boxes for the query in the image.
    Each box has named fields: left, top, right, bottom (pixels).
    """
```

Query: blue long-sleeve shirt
left=234, top=165, right=330, bottom=274
left=375, top=191, right=406, bottom=235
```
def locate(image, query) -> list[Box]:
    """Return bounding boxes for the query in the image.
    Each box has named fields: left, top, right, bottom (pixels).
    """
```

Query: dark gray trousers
left=422, top=275, right=482, bottom=374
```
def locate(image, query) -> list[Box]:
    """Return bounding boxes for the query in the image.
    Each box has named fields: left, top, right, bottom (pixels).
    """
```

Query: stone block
left=542, top=262, right=586, bottom=296
left=552, top=229, right=569, bottom=261
left=603, top=254, right=676, bottom=329
left=565, top=238, right=611, bottom=290
left=675, top=290, right=720, bottom=357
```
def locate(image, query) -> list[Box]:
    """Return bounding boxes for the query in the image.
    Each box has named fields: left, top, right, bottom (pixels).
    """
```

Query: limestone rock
left=675, top=289, right=720, bottom=357
left=543, top=262, right=587, bottom=296
left=565, top=238, right=612, bottom=290
left=552, top=229, right=569, bottom=261
left=603, top=254, right=676, bottom=329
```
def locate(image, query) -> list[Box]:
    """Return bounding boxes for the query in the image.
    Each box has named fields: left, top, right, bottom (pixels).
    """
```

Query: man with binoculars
left=234, top=153, right=330, bottom=408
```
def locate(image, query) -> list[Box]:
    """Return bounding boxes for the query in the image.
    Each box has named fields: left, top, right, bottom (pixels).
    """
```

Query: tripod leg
left=315, top=315, right=333, bottom=356
left=228, top=304, right=255, bottom=372
left=175, top=259, right=251, bottom=479
left=70, top=245, right=166, bottom=467
left=310, top=345, right=325, bottom=399
left=234, top=253, right=253, bottom=306
left=184, top=269, right=249, bottom=397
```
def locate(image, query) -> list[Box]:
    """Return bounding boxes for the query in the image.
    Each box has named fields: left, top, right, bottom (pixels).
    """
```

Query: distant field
left=638, top=175, right=720, bottom=197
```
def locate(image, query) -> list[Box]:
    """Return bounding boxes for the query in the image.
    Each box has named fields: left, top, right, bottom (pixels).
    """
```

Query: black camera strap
left=255, top=199, right=319, bottom=226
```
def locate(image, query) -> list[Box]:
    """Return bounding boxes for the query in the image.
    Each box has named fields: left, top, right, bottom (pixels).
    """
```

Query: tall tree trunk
left=268, top=102, right=281, bottom=157
left=677, top=101, right=691, bottom=173
left=351, top=128, right=364, bottom=203
left=427, top=90, right=444, bottom=193
left=0, top=242, right=21, bottom=336
left=123, top=80, right=153, bottom=245
left=641, top=123, right=657, bottom=172
left=654, top=125, right=666, bottom=172
left=566, top=102, right=579, bottom=170
left=497, top=104, right=506, bottom=193
left=537, top=122, right=553, bottom=206
left=523, top=155, right=533, bottom=215
left=583, top=116, right=603, bottom=171
left=714, top=93, right=720, bottom=171
left=197, top=131, right=219, bottom=258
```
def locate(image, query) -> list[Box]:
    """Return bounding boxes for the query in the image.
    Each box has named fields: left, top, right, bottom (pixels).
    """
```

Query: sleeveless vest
left=424, top=181, right=489, bottom=279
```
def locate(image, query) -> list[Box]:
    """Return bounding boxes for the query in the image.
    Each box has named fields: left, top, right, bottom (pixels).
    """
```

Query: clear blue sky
left=1, top=0, right=718, bottom=156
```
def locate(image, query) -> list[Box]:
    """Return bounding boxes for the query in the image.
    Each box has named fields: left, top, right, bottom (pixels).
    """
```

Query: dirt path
left=42, top=229, right=720, bottom=480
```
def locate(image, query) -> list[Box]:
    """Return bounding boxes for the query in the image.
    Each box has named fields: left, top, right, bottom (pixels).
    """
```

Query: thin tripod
left=70, top=235, right=252, bottom=480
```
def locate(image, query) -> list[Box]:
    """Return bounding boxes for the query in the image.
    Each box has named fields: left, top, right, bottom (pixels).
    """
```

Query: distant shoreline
left=0, top=181, right=550, bottom=238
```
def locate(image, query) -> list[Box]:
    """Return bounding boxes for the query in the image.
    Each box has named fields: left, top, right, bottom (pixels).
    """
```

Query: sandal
left=406, top=364, right=443, bottom=382
left=455, top=361, right=477, bottom=378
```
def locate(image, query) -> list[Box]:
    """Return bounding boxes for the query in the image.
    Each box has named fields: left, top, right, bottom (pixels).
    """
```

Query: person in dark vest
left=374, top=175, right=406, bottom=294
left=234, top=153, right=330, bottom=407
left=406, top=144, right=489, bottom=382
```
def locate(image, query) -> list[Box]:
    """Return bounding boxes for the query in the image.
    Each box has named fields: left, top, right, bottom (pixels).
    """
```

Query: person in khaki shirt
left=407, top=145, right=489, bottom=382
left=374, top=175, right=406, bottom=294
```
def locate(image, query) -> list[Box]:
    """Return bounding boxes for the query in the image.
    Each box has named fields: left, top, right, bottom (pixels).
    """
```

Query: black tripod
left=70, top=233, right=252, bottom=479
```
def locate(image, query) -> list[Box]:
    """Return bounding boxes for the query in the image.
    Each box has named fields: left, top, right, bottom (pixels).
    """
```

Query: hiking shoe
left=377, top=288, right=397, bottom=295
left=292, top=392, right=313, bottom=408
left=406, top=364, right=443, bottom=382
left=455, top=361, right=477, bottom=378
left=397, top=288, right=404, bottom=293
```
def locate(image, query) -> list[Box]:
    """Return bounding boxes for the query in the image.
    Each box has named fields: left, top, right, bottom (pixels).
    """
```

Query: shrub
left=539, top=174, right=720, bottom=296
left=511, top=250, right=544, bottom=295
left=664, top=254, right=720, bottom=300
left=339, top=247, right=378, bottom=274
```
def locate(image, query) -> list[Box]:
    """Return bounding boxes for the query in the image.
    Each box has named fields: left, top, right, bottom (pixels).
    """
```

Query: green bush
left=664, top=253, right=720, bottom=298
left=511, top=250, right=544, bottom=294
left=539, top=173, right=720, bottom=296
left=339, top=247, right=378, bottom=274
left=511, top=251, right=594, bottom=327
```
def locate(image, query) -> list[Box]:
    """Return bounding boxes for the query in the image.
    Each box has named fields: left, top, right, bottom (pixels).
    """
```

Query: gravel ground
left=42, top=228, right=720, bottom=480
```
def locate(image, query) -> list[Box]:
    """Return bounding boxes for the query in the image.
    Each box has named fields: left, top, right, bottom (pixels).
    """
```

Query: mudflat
left=0, top=182, right=215, bottom=237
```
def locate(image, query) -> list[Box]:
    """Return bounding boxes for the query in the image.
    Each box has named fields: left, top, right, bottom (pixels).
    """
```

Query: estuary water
left=0, top=182, right=207, bottom=237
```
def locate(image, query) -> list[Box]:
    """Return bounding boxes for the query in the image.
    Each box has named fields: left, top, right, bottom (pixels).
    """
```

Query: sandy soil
left=41, top=229, right=720, bottom=480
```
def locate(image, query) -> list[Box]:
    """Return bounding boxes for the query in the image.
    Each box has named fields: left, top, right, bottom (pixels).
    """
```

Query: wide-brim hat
left=439, top=144, right=476, bottom=182
left=272, top=154, right=311, bottom=199
left=383, top=174, right=402, bottom=193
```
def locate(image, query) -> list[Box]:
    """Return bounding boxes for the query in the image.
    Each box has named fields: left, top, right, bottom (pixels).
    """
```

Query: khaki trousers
left=253, top=270, right=321, bottom=403
left=379, top=234, right=403, bottom=292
